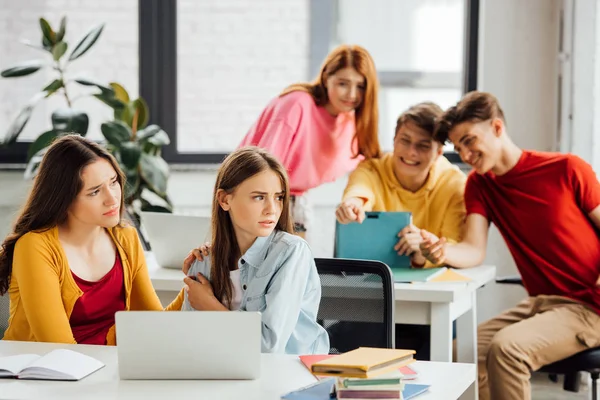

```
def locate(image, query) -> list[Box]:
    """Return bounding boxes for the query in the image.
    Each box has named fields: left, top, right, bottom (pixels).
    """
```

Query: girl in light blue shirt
left=180, top=146, right=330, bottom=355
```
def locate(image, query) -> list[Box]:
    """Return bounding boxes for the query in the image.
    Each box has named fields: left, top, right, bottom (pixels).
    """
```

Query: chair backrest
left=0, top=294, right=9, bottom=337
left=315, top=258, right=395, bottom=354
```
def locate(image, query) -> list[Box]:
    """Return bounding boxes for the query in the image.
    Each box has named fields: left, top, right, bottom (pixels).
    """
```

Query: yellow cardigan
left=3, top=225, right=182, bottom=345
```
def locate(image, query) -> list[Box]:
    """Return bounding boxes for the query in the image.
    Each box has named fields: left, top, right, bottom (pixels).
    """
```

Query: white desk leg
left=457, top=291, right=477, bottom=363
left=457, top=291, right=478, bottom=400
left=430, top=302, right=452, bottom=362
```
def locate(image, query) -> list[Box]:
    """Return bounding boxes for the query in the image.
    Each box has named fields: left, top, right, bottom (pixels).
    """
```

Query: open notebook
left=0, top=349, right=105, bottom=381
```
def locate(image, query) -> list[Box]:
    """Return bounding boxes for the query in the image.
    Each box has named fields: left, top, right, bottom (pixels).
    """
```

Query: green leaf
left=52, top=41, right=67, bottom=61
left=140, top=187, right=173, bottom=213
left=51, top=109, right=89, bottom=134
left=101, top=120, right=131, bottom=147
left=24, top=146, right=49, bottom=180
left=93, top=92, right=125, bottom=110
left=1, top=60, right=44, bottom=78
left=42, top=79, right=63, bottom=97
left=28, top=129, right=59, bottom=160
left=39, top=18, right=56, bottom=46
left=56, top=16, right=66, bottom=42
left=69, top=24, right=104, bottom=61
left=131, top=98, right=149, bottom=130
left=148, top=129, right=170, bottom=147
left=122, top=166, right=141, bottom=202
left=74, top=77, right=113, bottom=94
left=1, top=92, right=45, bottom=146
left=120, top=141, right=142, bottom=169
left=139, top=153, right=169, bottom=196
left=136, top=125, right=162, bottom=142
left=118, top=103, right=134, bottom=127
left=109, top=82, right=130, bottom=103
left=2, top=106, right=34, bottom=146
left=42, top=36, right=53, bottom=52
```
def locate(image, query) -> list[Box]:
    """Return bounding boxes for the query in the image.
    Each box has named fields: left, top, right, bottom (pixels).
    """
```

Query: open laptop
left=141, top=211, right=211, bottom=269
left=115, top=311, right=262, bottom=380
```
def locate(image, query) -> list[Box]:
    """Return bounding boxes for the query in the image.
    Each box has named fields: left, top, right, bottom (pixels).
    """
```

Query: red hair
left=281, top=44, right=381, bottom=159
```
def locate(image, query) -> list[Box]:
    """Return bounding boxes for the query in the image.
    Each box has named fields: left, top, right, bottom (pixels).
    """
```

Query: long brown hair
left=211, top=146, right=293, bottom=308
left=281, top=44, right=381, bottom=159
left=0, top=134, right=126, bottom=295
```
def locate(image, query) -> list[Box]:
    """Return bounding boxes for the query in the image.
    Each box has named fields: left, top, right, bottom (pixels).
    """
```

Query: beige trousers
left=478, top=295, right=600, bottom=400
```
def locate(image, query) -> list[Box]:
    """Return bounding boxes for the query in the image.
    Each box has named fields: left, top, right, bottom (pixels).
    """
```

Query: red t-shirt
left=465, top=150, right=600, bottom=313
left=70, top=254, right=126, bottom=345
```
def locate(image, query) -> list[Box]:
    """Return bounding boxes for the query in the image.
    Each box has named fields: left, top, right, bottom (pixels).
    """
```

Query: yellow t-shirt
left=342, top=153, right=467, bottom=266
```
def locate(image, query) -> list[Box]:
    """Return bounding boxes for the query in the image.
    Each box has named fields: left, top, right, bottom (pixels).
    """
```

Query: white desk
left=0, top=341, right=476, bottom=400
left=146, top=253, right=495, bottom=365
left=394, top=265, right=496, bottom=364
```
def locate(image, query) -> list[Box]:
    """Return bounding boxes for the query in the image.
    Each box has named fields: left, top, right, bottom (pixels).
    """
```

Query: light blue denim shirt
left=182, top=230, right=330, bottom=355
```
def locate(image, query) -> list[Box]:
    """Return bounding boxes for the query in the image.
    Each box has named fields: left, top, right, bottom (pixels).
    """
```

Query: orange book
left=309, top=347, right=416, bottom=379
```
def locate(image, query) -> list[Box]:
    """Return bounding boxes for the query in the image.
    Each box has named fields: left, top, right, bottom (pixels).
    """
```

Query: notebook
left=0, top=349, right=105, bottom=381
left=402, top=383, right=431, bottom=399
left=281, top=380, right=430, bottom=400
left=392, top=266, right=472, bottom=283
left=310, top=347, right=415, bottom=379
left=335, top=212, right=445, bottom=282
left=280, top=378, right=336, bottom=400
left=299, top=355, right=418, bottom=380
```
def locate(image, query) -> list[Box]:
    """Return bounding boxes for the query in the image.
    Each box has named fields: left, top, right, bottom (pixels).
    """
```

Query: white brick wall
left=1, top=0, right=309, bottom=153
left=0, top=0, right=138, bottom=143
left=177, top=0, right=310, bottom=152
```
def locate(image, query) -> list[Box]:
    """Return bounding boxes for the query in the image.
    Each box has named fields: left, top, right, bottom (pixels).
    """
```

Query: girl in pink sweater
left=239, top=44, right=381, bottom=238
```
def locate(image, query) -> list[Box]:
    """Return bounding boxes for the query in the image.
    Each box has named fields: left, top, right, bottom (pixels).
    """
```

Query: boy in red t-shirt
left=419, top=91, right=600, bottom=400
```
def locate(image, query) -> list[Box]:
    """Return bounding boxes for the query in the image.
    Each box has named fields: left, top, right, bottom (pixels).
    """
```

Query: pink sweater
left=239, top=91, right=361, bottom=196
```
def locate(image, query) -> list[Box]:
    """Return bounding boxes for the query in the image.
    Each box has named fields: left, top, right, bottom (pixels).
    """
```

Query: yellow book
left=310, top=347, right=416, bottom=379
left=427, top=268, right=472, bottom=282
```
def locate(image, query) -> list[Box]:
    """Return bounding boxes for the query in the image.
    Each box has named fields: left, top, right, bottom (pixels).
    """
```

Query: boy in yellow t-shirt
left=332, top=102, right=467, bottom=359
left=336, top=101, right=466, bottom=268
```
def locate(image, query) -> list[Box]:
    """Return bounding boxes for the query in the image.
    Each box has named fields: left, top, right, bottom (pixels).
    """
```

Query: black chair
left=496, top=275, right=600, bottom=399
left=315, top=258, right=395, bottom=354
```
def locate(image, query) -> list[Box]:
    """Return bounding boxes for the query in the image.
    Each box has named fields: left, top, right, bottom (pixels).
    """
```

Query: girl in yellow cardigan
left=0, top=135, right=177, bottom=346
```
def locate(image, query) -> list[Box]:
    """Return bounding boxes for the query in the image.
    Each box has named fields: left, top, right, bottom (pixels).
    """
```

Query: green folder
left=335, top=211, right=444, bottom=282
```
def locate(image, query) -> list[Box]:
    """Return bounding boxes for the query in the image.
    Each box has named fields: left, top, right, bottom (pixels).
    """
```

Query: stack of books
left=309, top=347, right=415, bottom=379
left=283, top=347, right=430, bottom=399
left=334, top=371, right=404, bottom=399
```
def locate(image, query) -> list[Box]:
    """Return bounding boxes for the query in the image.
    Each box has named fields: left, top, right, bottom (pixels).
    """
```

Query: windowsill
left=1, top=154, right=468, bottom=172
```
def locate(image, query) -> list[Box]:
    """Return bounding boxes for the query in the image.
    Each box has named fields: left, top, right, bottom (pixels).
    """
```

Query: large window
left=0, top=1, right=138, bottom=164
left=176, top=0, right=309, bottom=154
left=331, top=0, right=473, bottom=153
left=145, top=0, right=477, bottom=164
left=2, top=0, right=477, bottom=166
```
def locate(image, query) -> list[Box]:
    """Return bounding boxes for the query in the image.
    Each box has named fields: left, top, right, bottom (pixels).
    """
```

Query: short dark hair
left=434, top=91, right=506, bottom=143
left=394, top=102, right=444, bottom=144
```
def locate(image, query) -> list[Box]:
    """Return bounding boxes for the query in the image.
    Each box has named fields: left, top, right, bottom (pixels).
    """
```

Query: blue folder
left=280, top=379, right=430, bottom=399
left=335, top=211, right=444, bottom=282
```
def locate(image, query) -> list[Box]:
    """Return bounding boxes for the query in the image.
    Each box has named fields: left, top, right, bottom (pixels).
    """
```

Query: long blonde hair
left=281, top=44, right=381, bottom=159
left=210, top=146, right=293, bottom=307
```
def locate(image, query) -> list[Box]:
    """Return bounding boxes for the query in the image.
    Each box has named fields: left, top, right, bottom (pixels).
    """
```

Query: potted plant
left=0, top=17, right=173, bottom=245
